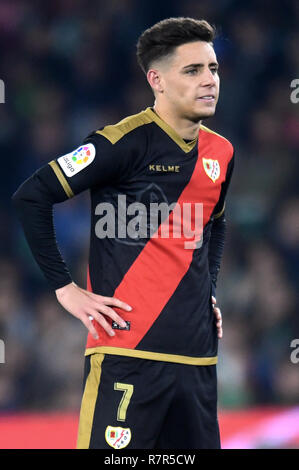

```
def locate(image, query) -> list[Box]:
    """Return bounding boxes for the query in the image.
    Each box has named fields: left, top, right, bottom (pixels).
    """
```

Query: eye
left=210, top=67, right=218, bottom=75
left=186, top=69, right=197, bottom=75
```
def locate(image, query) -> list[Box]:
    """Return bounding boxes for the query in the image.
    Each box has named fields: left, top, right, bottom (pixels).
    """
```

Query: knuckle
left=98, top=316, right=109, bottom=329
left=92, top=303, right=106, bottom=315
left=106, top=306, right=117, bottom=318
left=81, top=317, right=90, bottom=328
left=100, top=305, right=112, bottom=316
left=110, top=310, right=121, bottom=321
left=111, top=297, right=122, bottom=306
left=95, top=314, right=104, bottom=324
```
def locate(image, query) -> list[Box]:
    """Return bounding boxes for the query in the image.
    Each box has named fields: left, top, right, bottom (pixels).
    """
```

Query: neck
left=153, top=102, right=202, bottom=141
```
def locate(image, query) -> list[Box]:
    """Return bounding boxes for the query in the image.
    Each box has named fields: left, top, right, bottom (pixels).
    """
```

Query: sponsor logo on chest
left=149, top=164, right=180, bottom=173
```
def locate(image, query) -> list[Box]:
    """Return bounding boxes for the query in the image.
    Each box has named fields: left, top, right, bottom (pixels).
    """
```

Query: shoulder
left=91, top=109, right=153, bottom=145
left=199, top=124, right=234, bottom=159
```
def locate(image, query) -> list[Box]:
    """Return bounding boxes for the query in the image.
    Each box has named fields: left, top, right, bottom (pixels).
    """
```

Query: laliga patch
left=203, top=158, right=220, bottom=183
left=105, top=426, right=131, bottom=449
left=57, top=143, right=95, bottom=177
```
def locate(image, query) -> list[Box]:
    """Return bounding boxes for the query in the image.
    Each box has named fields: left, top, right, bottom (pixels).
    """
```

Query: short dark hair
left=136, top=17, right=216, bottom=75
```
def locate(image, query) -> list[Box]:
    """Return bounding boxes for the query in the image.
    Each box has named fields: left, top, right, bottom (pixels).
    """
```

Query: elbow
left=11, top=176, right=39, bottom=216
left=12, top=173, right=55, bottom=217
left=12, top=184, right=26, bottom=210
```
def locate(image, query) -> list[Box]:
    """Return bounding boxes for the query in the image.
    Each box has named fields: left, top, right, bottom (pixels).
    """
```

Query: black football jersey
left=43, top=107, right=234, bottom=365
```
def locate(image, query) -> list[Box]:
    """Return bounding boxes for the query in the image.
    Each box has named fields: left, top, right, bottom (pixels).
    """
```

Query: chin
left=187, top=108, right=216, bottom=122
left=200, top=111, right=216, bottom=120
left=197, top=105, right=216, bottom=118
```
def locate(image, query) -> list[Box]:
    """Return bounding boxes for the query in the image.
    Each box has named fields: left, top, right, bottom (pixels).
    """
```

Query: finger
left=94, top=304, right=127, bottom=328
left=211, top=296, right=216, bottom=304
left=80, top=291, right=132, bottom=312
left=80, top=314, right=99, bottom=340
left=100, top=296, right=133, bottom=312
left=88, top=310, right=115, bottom=337
left=91, top=311, right=115, bottom=336
left=214, top=313, right=221, bottom=323
left=213, top=307, right=222, bottom=318
left=215, top=312, right=222, bottom=322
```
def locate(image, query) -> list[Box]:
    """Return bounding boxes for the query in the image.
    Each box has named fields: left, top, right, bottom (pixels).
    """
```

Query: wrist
left=55, top=281, right=76, bottom=298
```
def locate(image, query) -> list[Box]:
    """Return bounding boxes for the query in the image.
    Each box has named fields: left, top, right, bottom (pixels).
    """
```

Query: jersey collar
left=144, top=107, right=198, bottom=153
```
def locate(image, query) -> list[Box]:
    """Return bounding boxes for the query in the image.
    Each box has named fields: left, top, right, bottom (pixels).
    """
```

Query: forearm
left=12, top=169, right=73, bottom=291
left=208, top=212, right=226, bottom=297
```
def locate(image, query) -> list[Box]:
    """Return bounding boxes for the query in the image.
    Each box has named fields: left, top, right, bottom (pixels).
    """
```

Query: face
left=149, top=41, right=220, bottom=121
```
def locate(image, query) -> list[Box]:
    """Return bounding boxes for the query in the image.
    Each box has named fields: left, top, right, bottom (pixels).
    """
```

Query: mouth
left=196, top=95, right=215, bottom=102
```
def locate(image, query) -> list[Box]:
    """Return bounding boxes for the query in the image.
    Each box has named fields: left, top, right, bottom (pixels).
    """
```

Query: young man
left=12, top=17, right=234, bottom=449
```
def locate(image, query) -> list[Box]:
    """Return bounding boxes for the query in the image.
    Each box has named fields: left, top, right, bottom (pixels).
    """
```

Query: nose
left=200, top=68, right=217, bottom=87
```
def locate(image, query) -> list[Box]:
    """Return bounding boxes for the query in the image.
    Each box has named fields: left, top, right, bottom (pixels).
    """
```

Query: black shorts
left=76, top=353, right=220, bottom=449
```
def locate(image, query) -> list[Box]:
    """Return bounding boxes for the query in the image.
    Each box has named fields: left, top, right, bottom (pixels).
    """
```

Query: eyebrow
left=182, top=62, right=219, bottom=69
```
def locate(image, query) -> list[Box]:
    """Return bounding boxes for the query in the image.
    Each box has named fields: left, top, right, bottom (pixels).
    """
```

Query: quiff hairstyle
left=136, top=17, right=216, bottom=74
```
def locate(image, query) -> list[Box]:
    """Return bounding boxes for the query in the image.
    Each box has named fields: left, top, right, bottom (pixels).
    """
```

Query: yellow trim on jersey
left=48, top=160, right=74, bottom=198
left=200, top=124, right=226, bottom=139
left=96, top=107, right=198, bottom=153
left=85, top=346, right=218, bottom=366
left=145, top=107, right=198, bottom=153
left=214, top=202, right=226, bottom=219
left=96, top=110, right=153, bottom=144
left=77, top=353, right=105, bottom=449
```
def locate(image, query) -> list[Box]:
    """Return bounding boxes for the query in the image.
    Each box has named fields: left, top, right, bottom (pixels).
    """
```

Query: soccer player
left=12, top=17, right=234, bottom=449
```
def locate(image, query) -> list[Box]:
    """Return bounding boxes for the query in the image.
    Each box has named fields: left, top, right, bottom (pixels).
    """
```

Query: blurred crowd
left=1, top=0, right=299, bottom=411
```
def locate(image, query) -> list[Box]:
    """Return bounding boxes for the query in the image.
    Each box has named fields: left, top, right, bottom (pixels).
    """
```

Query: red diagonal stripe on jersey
left=86, top=130, right=232, bottom=350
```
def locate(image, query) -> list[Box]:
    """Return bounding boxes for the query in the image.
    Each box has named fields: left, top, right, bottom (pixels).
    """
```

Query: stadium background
left=1, top=0, right=298, bottom=448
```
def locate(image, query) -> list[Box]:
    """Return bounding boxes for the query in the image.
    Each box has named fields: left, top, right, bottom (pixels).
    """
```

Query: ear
left=147, top=69, right=164, bottom=94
